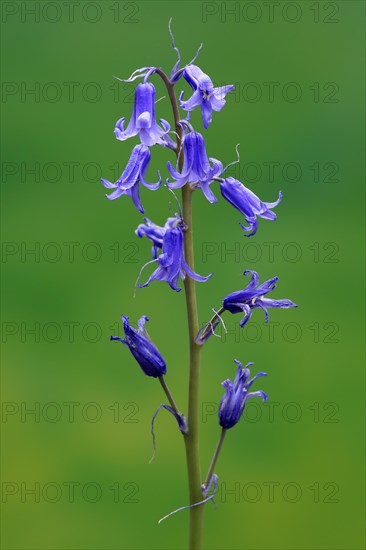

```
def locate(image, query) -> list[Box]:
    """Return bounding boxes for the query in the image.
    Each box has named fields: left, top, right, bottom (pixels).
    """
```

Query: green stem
left=182, top=186, right=205, bottom=550
left=204, top=429, right=227, bottom=489
left=156, top=68, right=205, bottom=550
left=158, top=376, right=179, bottom=412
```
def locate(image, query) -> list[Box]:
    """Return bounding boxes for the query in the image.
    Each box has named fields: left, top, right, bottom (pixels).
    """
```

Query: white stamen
left=155, top=95, right=166, bottom=104
left=210, top=308, right=227, bottom=339
left=133, top=259, right=158, bottom=297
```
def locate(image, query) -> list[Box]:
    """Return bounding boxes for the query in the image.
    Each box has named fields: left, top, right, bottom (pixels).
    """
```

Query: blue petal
left=101, top=178, right=117, bottom=189
left=258, top=298, right=298, bottom=309
left=181, top=258, right=212, bottom=283
left=201, top=100, right=213, bottom=129
left=179, top=88, right=202, bottom=111
left=243, top=270, right=260, bottom=290
left=130, top=183, right=144, bottom=213
left=245, top=390, right=268, bottom=403
left=105, top=187, right=125, bottom=201
left=110, top=336, right=127, bottom=345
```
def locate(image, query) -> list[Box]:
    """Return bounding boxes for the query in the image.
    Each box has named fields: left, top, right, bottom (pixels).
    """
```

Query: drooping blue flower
left=101, top=144, right=161, bottom=213
left=196, top=270, right=297, bottom=343
left=110, top=315, right=166, bottom=378
left=219, top=360, right=268, bottom=429
left=135, top=216, right=181, bottom=259
left=179, top=65, right=234, bottom=129
left=166, top=131, right=222, bottom=203
left=138, top=225, right=212, bottom=292
left=114, top=82, right=170, bottom=146
left=220, top=177, right=282, bottom=237
left=223, top=270, right=297, bottom=325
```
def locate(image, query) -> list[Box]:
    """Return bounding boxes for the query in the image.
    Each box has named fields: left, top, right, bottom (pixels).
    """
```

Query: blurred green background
left=1, top=1, right=365, bottom=549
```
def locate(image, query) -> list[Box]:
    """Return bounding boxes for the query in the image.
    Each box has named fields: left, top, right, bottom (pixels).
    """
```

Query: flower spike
left=100, top=22, right=298, bottom=541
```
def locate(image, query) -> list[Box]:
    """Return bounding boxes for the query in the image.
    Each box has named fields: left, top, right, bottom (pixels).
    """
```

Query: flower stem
left=204, top=429, right=227, bottom=489
left=156, top=67, right=205, bottom=550
left=158, top=376, right=179, bottom=412
left=182, top=185, right=205, bottom=550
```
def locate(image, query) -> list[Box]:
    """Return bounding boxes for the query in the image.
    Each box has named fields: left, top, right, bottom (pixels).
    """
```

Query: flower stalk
left=204, top=429, right=227, bottom=489
left=182, top=185, right=205, bottom=550
left=158, top=376, right=179, bottom=412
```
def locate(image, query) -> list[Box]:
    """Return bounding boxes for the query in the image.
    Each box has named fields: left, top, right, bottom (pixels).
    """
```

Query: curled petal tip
left=110, top=336, right=126, bottom=344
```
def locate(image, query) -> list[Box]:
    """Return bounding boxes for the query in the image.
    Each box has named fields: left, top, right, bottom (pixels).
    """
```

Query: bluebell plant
left=101, top=20, right=297, bottom=550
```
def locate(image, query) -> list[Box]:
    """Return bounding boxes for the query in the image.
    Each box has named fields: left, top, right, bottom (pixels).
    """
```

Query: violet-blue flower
left=220, top=177, right=282, bottom=237
left=135, top=216, right=180, bottom=259
left=114, top=82, right=170, bottom=146
left=219, top=360, right=268, bottom=429
left=166, top=131, right=222, bottom=203
left=223, top=270, right=297, bottom=326
left=110, top=315, right=166, bottom=378
left=179, top=65, right=234, bottom=129
left=196, top=270, right=297, bottom=343
left=138, top=225, right=212, bottom=292
left=101, top=144, right=161, bottom=213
